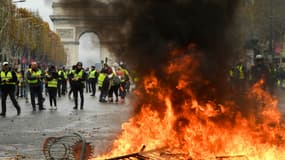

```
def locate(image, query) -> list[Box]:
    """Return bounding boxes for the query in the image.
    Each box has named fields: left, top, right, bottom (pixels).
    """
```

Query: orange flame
left=93, top=47, right=285, bottom=160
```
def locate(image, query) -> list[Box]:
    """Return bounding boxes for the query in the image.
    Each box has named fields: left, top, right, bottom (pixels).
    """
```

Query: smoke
left=124, top=0, right=240, bottom=106
left=44, top=0, right=53, bottom=6
left=58, top=0, right=241, bottom=106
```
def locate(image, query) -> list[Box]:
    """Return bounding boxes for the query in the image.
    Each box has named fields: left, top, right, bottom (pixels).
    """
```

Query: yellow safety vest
left=236, top=65, right=245, bottom=79
left=229, top=69, right=233, bottom=77
left=97, top=73, right=106, bottom=87
left=63, top=71, right=67, bottom=79
left=120, top=68, right=129, bottom=82
left=88, top=70, right=96, bottom=79
left=73, top=70, right=84, bottom=80
left=47, top=78, right=57, bottom=88
left=28, top=70, right=42, bottom=84
left=1, top=71, right=16, bottom=85
left=58, top=70, right=63, bottom=80
left=17, top=72, right=22, bottom=86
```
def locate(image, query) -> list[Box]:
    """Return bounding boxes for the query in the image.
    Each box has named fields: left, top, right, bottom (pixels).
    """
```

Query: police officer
left=72, top=62, right=86, bottom=110
left=27, top=62, right=46, bottom=111
left=0, top=62, right=21, bottom=117
left=251, top=54, right=270, bottom=90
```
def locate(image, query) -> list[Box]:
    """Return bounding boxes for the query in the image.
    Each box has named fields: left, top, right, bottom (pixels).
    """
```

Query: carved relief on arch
left=55, top=27, right=76, bottom=41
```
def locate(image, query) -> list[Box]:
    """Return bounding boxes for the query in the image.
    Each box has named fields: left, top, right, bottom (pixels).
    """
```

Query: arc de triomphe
left=50, top=0, right=126, bottom=66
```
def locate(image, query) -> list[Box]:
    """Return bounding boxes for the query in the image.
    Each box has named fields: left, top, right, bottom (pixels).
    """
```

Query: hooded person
left=250, top=54, right=270, bottom=89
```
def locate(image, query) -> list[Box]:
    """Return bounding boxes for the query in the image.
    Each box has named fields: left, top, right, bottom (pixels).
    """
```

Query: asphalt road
left=0, top=92, right=134, bottom=159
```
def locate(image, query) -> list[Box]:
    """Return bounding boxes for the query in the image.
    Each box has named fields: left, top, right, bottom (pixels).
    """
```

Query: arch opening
left=78, top=32, right=101, bottom=67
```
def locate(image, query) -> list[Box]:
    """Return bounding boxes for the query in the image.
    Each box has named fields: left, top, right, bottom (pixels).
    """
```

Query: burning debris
left=104, top=145, right=249, bottom=160
left=56, top=0, right=285, bottom=159
left=92, top=49, right=285, bottom=160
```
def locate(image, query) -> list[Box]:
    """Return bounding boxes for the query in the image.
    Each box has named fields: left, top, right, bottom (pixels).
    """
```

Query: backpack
left=113, top=76, right=121, bottom=85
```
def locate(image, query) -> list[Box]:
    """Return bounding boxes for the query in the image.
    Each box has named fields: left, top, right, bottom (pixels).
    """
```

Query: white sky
left=15, top=0, right=103, bottom=66
left=15, top=0, right=54, bottom=29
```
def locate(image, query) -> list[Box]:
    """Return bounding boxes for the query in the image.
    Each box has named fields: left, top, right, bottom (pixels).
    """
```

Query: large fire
left=93, top=45, right=285, bottom=160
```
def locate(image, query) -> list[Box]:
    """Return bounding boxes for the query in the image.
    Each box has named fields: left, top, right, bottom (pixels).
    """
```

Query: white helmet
left=255, top=54, right=263, bottom=59
left=113, top=62, right=119, bottom=67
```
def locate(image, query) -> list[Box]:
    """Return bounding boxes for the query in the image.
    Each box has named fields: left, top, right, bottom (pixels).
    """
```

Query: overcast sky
left=16, top=0, right=103, bottom=66
left=16, top=0, right=54, bottom=29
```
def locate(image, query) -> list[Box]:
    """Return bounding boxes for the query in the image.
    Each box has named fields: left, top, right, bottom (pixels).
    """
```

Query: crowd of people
left=0, top=61, right=132, bottom=117
left=228, top=54, right=285, bottom=94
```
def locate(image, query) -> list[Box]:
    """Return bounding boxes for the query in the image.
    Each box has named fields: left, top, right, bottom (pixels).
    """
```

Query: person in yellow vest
left=88, top=66, right=98, bottom=96
left=85, top=67, right=91, bottom=93
left=234, top=62, right=247, bottom=93
left=27, top=62, right=46, bottom=111
left=61, top=66, right=68, bottom=96
left=108, top=73, right=120, bottom=103
left=228, top=67, right=234, bottom=92
left=68, top=65, right=76, bottom=98
left=23, top=65, right=31, bottom=103
left=0, top=62, right=21, bottom=117
left=98, top=71, right=107, bottom=102
left=16, top=69, right=24, bottom=98
left=57, top=67, right=64, bottom=98
left=45, top=65, right=58, bottom=110
left=71, top=62, right=86, bottom=110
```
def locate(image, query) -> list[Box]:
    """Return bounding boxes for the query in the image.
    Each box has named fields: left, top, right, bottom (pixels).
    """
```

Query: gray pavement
left=0, top=92, right=134, bottom=159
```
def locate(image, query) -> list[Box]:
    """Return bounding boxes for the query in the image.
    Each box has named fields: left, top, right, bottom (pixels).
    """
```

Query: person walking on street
left=16, top=69, right=24, bottom=98
left=68, top=65, right=76, bottom=99
left=23, top=65, right=31, bottom=103
left=45, top=65, right=58, bottom=110
left=57, top=67, right=64, bottom=98
left=72, top=62, right=86, bottom=110
left=0, top=62, right=21, bottom=117
left=61, top=66, right=68, bottom=96
left=88, top=66, right=98, bottom=96
left=98, top=70, right=107, bottom=102
left=27, top=62, right=46, bottom=111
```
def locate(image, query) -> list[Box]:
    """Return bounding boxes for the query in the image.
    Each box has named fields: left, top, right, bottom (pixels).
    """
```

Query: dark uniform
left=0, top=62, right=21, bottom=117
left=72, top=62, right=86, bottom=110
left=251, top=55, right=270, bottom=90
left=61, top=68, right=68, bottom=96
left=88, top=66, right=98, bottom=96
left=234, top=62, right=247, bottom=92
left=45, top=65, right=58, bottom=109
left=27, top=62, right=45, bottom=111
left=57, top=68, right=64, bottom=97
left=68, top=65, right=76, bottom=98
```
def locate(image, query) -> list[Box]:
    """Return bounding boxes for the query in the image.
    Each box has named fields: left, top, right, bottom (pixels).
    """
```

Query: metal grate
left=43, top=132, right=89, bottom=160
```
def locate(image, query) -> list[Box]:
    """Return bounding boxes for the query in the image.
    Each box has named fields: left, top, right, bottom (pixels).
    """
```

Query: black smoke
left=58, top=0, right=240, bottom=108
